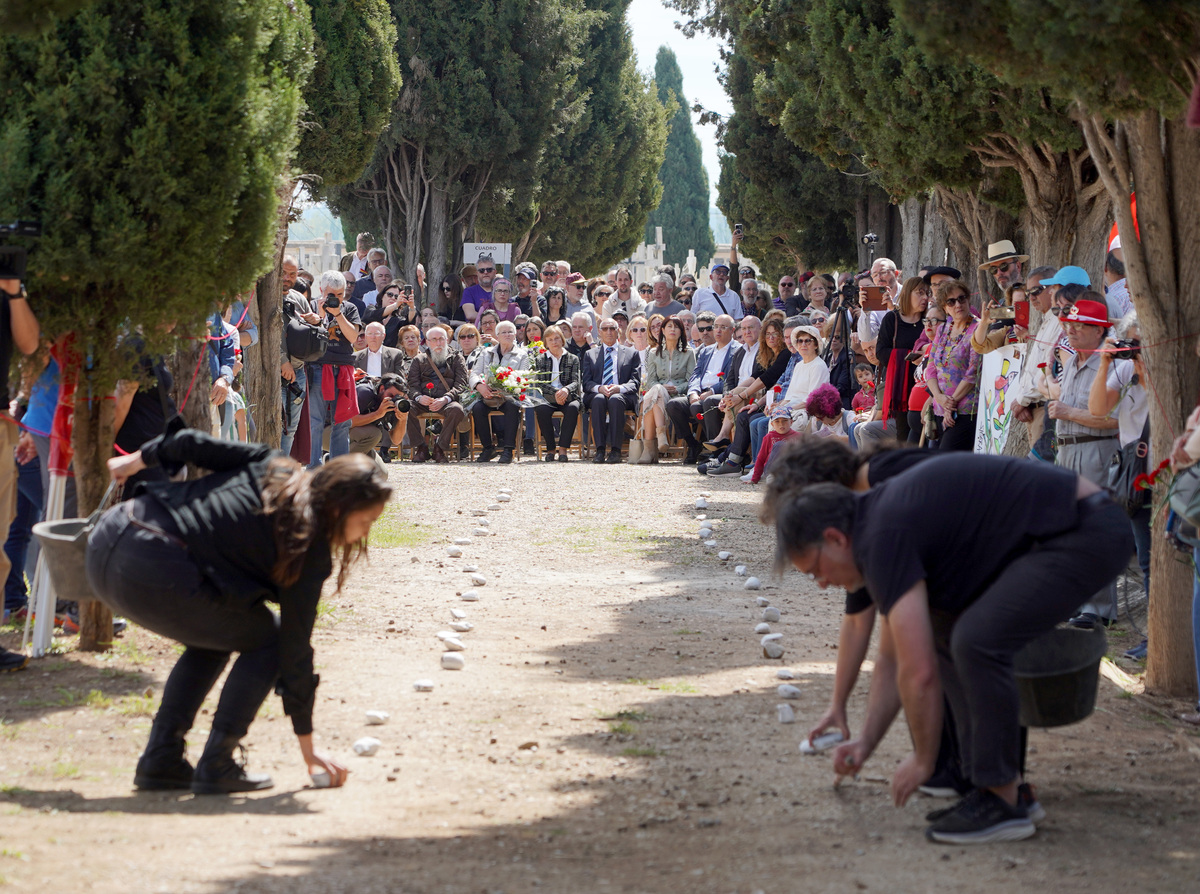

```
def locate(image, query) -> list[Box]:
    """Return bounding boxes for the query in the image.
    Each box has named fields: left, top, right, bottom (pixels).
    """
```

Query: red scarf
left=881, top=349, right=912, bottom=422
left=321, top=364, right=360, bottom=424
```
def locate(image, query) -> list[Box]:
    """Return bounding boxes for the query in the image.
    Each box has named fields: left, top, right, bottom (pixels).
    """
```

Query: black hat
left=922, top=266, right=961, bottom=285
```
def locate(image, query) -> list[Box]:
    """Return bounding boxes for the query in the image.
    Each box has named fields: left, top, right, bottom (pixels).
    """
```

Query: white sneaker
left=740, top=472, right=754, bottom=483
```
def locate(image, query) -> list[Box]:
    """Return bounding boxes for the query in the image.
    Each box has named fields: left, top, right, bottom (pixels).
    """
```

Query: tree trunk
left=897, top=196, right=923, bottom=277
left=72, top=359, right=115, bottom=652
left=934, top=185, right=1019, bottom=300
left=919, top=192, right=951, bottom=270
left=1082, top=107, right=1200, bottom=697
left=245, top=182, right=292, bottom=449
left=1017, top=149, right=1112, bottom=277
left=427, top=183, right=451, bottom=310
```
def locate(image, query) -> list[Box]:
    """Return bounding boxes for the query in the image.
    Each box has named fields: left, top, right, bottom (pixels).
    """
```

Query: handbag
left=283, top=298, right=329, bottom=363
left=1106, top=418, right=1150, bottom=517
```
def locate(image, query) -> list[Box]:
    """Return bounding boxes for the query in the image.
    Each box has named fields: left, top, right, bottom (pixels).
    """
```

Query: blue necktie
left=603, top=347, right=614, bottom=385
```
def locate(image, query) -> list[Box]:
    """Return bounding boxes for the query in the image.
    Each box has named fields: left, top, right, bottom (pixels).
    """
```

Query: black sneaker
left=498, top=448, right=514, bottom=464
left=475, top=447, right=498, bottom=463
left=1018, top=782, right=1045, bottom=823
left=925, top=789, right=1035, bottom=845
left=1068, top=612, right=1114, bottom=630
left=592, top=449, right=607, bottom=464
left=707, top=460, right=743, bottom=477
left=0, top=647, right=28, bottom=673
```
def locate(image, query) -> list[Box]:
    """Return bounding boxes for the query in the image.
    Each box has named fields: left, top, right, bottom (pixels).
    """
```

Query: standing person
left=306, top=271, right=362, bottom=469
left=775, top=456, right=1131, bottom=844
left=639, top=316, right=696, bottom=464
left=600, top=267, right=647, bottom=320
left=779, top=274, right=802, bottom=315
left=645, top=273, right=685, bottom=318
left=876, top=277, right=929, bottom=444
left=339, top=232, right=374, bottom=280
left=925, top=280, right=981, bottom=452
left=803, top=276, right=833, bottom=317
left=460, top=255, right=497, bottom=323
left=481, top=277, right=521, bottom=323
left=1051, top=295, right=1122, bottom=629
left=562, top=273, right=598, bottom=335
left=692, top=262, right=744, bottom=321
left=582, top=318, right=641, bottom=463
left=532, top=326, right=582, bottom=462
left=566, top=312, right=593, bottom=360
left=513, top=264, right=546, bottom=319
left=89, top=429, right=389, bottom=793
left=977, top=240, right=1028, bottom=297
left=543, top=287, right=570, bottom=327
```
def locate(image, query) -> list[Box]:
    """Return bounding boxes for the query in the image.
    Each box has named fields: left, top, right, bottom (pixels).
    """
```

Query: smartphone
left=1014, top=299, right=1030, bottom=329
left=734, top=223, right=744, bottom=237
left=861, top=285, right=887, bottom=312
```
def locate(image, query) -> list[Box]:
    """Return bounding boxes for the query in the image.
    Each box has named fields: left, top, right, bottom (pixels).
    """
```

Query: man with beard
left=406, top=326, right=469, bottom=464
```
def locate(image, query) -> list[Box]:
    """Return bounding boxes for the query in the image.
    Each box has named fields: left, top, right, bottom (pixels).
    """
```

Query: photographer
left=349, top=373, right=408, bottom=459
left=281, top=286, right=318, bottom=456
left=306, top=271, right=362, bottom=469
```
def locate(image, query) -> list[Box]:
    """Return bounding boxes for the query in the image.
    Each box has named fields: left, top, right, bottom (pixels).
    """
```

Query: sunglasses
left=795, top=338, right=817, bottom=346
left=1028, top=285, right=1047, bottom=297
left=516, top=324, right=526, bottom=329
left=697, top=325, right=713, bottom=333
left=477, top=267, right=496, bottom=274
left=780, top=281, right=795, bottom=287
left=600, top=326, right=619, bottom=332
left=441, top=285, right=452, bottom=292
left=638, top=287, right=652, bottom=294
left=542, top=270, right=557, bottom=276
left=992, top=260, right=1020, bottom=273
left=682, top=285, right=697, bottom=292
left=944, top=295, right=969, bottom=306
left=630, top=326, right=647, bottom=333
left=460, top=333, right=477, bottom=339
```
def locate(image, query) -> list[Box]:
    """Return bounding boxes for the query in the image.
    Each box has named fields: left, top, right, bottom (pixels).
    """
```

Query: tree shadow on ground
left=0, top=786, right=314, bottom=816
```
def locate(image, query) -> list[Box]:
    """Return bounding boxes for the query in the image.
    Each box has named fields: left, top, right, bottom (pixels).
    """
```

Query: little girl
left=749, top=403, right=802, bottom=484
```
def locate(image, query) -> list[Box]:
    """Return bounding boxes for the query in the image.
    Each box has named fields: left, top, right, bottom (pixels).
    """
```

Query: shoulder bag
left=1106, top=417, right=1150, bottom=517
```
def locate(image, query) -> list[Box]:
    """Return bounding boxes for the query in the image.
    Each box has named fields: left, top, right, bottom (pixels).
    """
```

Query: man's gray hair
left=365, top=321, right=386, bottom=336
left=496, top=320, right=517, bottom=335
left=1115, top=309, right=1138, bottom=339
left=320, top=270, right=346, bottom=292
left=653, top=273, right=675, bottom=290
left=367, top=247, right=386, bottom=261
left=742, top=278, right=758, bottom=289
left=872, top=258, right=897, bottom=273
left=1029, top=265, right=1057, bottom=282
left=571, top=311, right=593, bottom=326
left=784, top=315, right=806, bottom=330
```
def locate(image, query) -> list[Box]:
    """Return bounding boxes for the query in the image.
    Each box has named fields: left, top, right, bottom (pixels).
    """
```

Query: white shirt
left=363, top=289, right=379, bottom=308
left=782, top=356, right=831, bottom=407
left=699, top=343, right=732, bottom=391
left=348, top=254, right=370, bottom=281
left=1107, top=359, right=1149, bottom=449
left=550, top=352, right=562, bottom=389
left=601, top=294, right=647, bottom=320
left=365, top=348, right=383, bottom=379
left=737, top=342, right=759, bottom=382
left=602, top=345, right=619, bottom=385
left=692, top=287, right=744, bottom=321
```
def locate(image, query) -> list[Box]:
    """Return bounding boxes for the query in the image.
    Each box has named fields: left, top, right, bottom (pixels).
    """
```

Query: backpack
left=283, top=295, right=328, bottom=363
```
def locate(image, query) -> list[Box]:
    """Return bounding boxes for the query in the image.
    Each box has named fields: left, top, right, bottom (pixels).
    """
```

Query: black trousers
left=666, top=396, right=721, bottom=446
left=934, top=494, right=1132, bottom=787
left=938, top=413, right=976, bottom=451
left=471, top=398, right=520, bottom=449
left=85, top=499, right=279, bottom=740
left=535, top=401, right=581, bottom=449
left=588, top=392, right=633, bottom=450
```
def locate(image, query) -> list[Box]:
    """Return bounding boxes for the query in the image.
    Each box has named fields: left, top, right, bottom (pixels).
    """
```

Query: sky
left=626, top=0, right=731, bottom=209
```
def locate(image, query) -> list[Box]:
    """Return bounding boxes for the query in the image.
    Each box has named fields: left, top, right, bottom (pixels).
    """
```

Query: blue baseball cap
left=710, top=262, right=730, bottom=273
left=1040, top=265, right=1090, bottom=287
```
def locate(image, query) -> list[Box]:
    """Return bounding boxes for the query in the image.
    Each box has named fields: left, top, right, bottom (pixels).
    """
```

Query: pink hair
left=805, top=383, right=843, bottom=420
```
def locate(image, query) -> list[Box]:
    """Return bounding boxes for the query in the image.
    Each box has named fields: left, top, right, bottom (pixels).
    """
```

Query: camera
left=733, top=223, right=744, bottom=237
left=840, top=281, right=859, bottom=307
left=285, top=379, right=304, bottom=402
left=324, top=292, right=340, bottom=309
left=1112, top=339, right=1141, bottom=360
left=0, top=220, right=43, bottom=281
left=860, top=233, right=879, bottom=246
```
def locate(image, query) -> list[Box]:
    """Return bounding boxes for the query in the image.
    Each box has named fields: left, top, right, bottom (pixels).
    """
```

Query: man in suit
left=666, top=314, right=737, bottom=463
left=583, top=318, right=641, bottom=463
left=406, top=326, right=469, bottom=463
left=354, top=322, right=406, bottom=379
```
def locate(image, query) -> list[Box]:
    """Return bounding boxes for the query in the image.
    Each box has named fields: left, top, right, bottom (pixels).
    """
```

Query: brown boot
left=413, top=443, right=430, bottom=463
left=634, top=438, right=658, bottom=464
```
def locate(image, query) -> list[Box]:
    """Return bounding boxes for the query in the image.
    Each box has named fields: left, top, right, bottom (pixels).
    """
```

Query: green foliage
left=299, top=0, right=402, bottom=188
left=892, top=0, right=1200, bottom=118
left=476, top=0, right=669, bottom=274
left=0, top=0, right=313, bottom=365
left=0, top=0, right=96, bottom=35
left=643, top=46, right=714, bottom=266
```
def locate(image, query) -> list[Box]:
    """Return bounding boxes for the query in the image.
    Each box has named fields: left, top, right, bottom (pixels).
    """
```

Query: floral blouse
left=928, top=319, right=981, bottom=417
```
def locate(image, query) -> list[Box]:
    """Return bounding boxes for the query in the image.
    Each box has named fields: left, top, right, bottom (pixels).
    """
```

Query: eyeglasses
left=570, top=283, right=584, bottom=289
left=697, top=325, right=713, bottom=333
left=600, top=326, right=619, bottom=332
left=630, top=326, right=647, bottom=333
left=944, top=295, right=969, bottom=306
left=638, top=287, right=652, bottom=294
left=682, top=285, right=697, bottom=292
left=460, top=334, right=477, bottom=339
left=441, top=285, right=452, bottom=292
left=1028, top=285, right=1047, bottom=297
left=795, top=338, right=817, bottom=346
left=993, top=260, right=1019, bottom=273
left=477, top=267, right=495, bottom=274
left=923, top=317, right=944, bottom=325
left=516, top=324, right=526, bottom=329
left=542, top=270, right=557, bottom=276
left=493, top=288, right=510, bottom=294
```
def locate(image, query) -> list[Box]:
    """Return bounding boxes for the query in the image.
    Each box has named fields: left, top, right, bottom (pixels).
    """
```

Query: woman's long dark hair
left=439, top=274, right=464, bottom=318
left=261, top=454, right=392, bottom=592
left=656, top=315, right=687, bottom=356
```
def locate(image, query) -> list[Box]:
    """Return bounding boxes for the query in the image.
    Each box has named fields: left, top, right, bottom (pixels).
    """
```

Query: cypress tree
left=644, top=46, right=715, bottom=267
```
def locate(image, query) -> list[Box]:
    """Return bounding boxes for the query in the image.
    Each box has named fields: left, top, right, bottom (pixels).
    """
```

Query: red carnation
left=1037, top=362, right=1048, bottom=369
left=425, top=382, right=434, bottom=390
left=773, top=385, right=782, bottom=394
left=696, top=413, right=704, bottom=421
left=717, top=372, right=725, bottom=378
left=1133, top=473, right=1152, bottom=491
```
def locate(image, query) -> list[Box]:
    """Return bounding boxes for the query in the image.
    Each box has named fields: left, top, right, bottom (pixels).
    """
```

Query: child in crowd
left=851, top=363, right=876, bottom=412
left=750, top=403, right=802, bottom=484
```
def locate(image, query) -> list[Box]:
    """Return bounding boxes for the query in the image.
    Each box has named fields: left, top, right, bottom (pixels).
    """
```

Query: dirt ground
left=2, top=460, right=1200, bottom=894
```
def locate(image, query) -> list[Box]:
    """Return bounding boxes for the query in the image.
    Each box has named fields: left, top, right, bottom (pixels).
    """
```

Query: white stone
left=756, top=596, right=770, bottom=607
left=446, top=546, right=464, bottom=558
left=450, top=621, right=473, bottom=633
left=442, top=653, right=466, bottom=670
left=413, top=679, right=435, bottom=692
left=695, top=514, right=707, bottom=521
left=442, top=637, right=465, bottom=652
left=462, top=564, right=478, bottom=573
left=497, top=493, right=511, bottom=503
left=762, top=641, right=785, bottom=660
left=735, top=565, right=747, bottom=576
left=487, top=503, right=501, bottom=511
left=499, top=487, right=514, bottom=495
left=761, top=633, right=783, bottom=646
left=800, top=731, right=845, bottom=755
left=453, top=537, right=472, bottom=545
left=473, top=528, right=490, bottom=536
left=718, top=551, right=732, bottom=561
left=704, top=540, right=718, bottom=548
left=477, top=518, right=490, bottom=526
left=755, top=623, right=772, bottom=634
left=310, top=771, right=332, bottom=788
left=470, top=509, right=487, bottom=517
left=777, top=704, right=796, bottom=724
left=695, top=497, right=708, bottom=510
left=777, top=684, right=802, bottom=700
left=469, top=573, right=487, bottom=586
left=436, top=630, right=460, bottom=641
left=450, top=609, right=467, bottom=620
left=365, top=710, right=389, bottom=726
left=698, top=530, right=713, bottom=540
left=762, top=607, right=781, bottom=622
left=461, top=591, right=480, bottom=602
left=776, top=669, right=795, bottom=680
left=744, top=577, right=762, bottom=590
left=353, top=737, right=382, bottom=756
left=698, top=524, right=713, bottom=535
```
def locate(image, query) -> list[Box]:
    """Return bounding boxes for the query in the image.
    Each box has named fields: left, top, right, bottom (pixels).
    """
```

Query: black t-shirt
left=114, top=337, right=176, bottom=463
left=853, top=455, right=1081, bottom=616
left=0, top=299, right=11, bottom=409
left=757, top=349, right=791, bottom=389
left=315, top=301, right=362, bottom=365
left=356, top=381, right=381, bottom=419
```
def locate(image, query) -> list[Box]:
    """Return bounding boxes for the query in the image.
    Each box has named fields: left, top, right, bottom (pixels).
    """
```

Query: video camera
left=0, top=221, right=43, bottom=281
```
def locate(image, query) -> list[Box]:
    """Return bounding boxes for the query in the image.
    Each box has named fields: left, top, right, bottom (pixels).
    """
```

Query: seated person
left=582, top=318, right=641, bottom=464
left=749, top=403, right=800, bottom=484
left=532, top=326, right=583, bottom=462
left=353, top=322, right=406, bottom=379
left=406, top=326, right=469, bottom=463
left=852, top=363, right=876, bottom=413
left=469, top=321, right=528, bottom=464
left=349, top=373, right=408, bottom=459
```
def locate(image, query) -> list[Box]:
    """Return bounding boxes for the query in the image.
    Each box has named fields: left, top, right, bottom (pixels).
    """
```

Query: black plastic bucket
left=1014, top=625, right=1108, bottom=728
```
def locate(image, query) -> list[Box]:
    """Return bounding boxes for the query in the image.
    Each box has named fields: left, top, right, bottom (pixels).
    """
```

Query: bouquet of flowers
left=463, top=362, right=549, bottom=409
